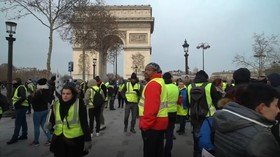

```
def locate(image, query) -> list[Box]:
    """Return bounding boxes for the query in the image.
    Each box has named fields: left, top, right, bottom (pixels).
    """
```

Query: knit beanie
left=233, top=68, right=251, bottom=85
left=195, top=70, right=209, bottom=80
left=131, top=72, right=137, bottom=80
left=37, top=78, right=49, bottom=89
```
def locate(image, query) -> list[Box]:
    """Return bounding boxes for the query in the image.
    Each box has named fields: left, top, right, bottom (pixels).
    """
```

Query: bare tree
left=60, top=0, right=119, bottom=79
left=233, top=33, right=279, bottom=76
left=0, top=0, right=86, bottom=74
left=78, top=53, right=91, bottom=79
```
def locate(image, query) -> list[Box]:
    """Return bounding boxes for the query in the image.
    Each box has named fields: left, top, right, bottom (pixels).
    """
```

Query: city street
left=0, top=101, right=193, bottom=157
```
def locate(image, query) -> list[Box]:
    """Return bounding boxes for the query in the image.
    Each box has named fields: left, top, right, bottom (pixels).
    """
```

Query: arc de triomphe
left=72, top=5, right=154, bottom=80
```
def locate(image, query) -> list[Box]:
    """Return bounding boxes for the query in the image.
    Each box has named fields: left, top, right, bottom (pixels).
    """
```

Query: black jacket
left=31, top=89, right=52, bottom=112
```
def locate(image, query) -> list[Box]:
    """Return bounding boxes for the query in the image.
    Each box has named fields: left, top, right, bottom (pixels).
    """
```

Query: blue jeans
left=12, top=108, right=28, bottom=140
left=33, top=110, right=52, bottom=143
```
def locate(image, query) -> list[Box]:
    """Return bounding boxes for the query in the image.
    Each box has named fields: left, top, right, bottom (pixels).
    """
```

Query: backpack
left=90, top=88, right=104, bottom=108
left=190, top=82, right=209, bottom=121
left=0, top=93, right=10, bottom=112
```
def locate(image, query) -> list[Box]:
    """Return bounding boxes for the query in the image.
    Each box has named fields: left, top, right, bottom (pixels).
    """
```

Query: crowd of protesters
left=0, top=62, right=279, bottom=157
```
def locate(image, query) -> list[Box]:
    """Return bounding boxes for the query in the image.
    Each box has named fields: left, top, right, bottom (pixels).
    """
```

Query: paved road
left=0, top=101, right=193, bottom=157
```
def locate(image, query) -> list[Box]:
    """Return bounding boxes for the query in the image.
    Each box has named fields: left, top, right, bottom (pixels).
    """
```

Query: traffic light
left=68, top=61, right=73, bottom=72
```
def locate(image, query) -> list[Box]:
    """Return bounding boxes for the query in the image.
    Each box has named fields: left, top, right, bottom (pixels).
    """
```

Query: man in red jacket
left=139, top=62, right=168, bottom=157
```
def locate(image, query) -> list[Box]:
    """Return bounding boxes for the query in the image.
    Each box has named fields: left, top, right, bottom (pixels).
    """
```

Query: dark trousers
left=109, top=96, right=115, bottom=110
left=51, top=135, right=86, bottom=157
left=141, top=129, right=165, bottom=157
left=12, top=108, right=28, bottom=140
left=177, top=115, right=186, bottom=132
left=88, top=107, right=101, bottom=133
left=164, top=112, right=176, bottom=157
left=118, top=93, right=124, bottom=108
left=124, top=102, right=138, bottom=129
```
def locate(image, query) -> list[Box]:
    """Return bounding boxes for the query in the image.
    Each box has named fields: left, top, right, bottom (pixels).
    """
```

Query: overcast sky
left=0, top=0, right=280, bottom=76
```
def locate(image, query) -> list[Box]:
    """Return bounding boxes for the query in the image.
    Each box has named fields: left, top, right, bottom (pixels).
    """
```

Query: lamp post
left=196, top=43, right=210, bottom=71
left=5, top=21, right=17, bottom=104
left=182, top=39, right=190, bottom=74
left=93, top=58, right=97, bottom=79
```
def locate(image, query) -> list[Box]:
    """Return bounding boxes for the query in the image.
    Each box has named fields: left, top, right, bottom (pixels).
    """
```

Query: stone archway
left=72, top=5, right=154, bottom=80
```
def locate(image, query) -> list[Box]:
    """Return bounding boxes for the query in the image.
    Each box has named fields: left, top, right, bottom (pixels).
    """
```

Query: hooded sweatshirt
left=214, top=102, right=280, bottom=157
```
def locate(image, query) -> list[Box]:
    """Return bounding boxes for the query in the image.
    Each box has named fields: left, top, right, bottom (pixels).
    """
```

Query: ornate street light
left=5, top=21, right=17, bottom=104
left=93, top=58, right=97, bottom=79
left=182, top=39, right=190, bottom=74
left=196, top=43, right=210, bottom=71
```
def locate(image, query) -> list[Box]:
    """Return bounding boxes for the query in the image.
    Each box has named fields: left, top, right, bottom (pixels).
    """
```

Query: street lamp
left=93, top=58, right=97, bottom=79
left=5, top=21, right=17, bottom=104
left=182, top=39, right=190, bottom=74
left=196, top=43, right=210, bottom=71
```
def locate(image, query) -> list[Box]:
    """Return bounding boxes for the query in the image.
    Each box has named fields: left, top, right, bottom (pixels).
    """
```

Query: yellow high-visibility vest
left=187, top=83, right=216, bottom=117
left=12, top=85, right=28, bottom=107
left=165, top=84, right=179, bottom=113
left=88, top=86, right=100, bottom=108
left=53, top=100, right=84, bottom=139
left=138, top=78, right=168, bottom=118
left=177, top=86, right=189, bottom=116
left=125, top=82, right=140, bottom=103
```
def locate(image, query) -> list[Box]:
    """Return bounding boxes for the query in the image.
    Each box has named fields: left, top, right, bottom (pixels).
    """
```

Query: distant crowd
left=0, top=63, right=279, bottom=157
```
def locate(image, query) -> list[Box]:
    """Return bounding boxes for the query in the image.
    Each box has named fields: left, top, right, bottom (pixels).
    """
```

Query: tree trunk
left=47, top=27, right=54, bottom=75
left=82, top=48, right=86, bottom=81
left=99, top=49, right=107, bottom=79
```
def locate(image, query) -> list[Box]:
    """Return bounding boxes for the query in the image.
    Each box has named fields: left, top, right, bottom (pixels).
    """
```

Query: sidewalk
left=0, top=102, right=193, bottom=157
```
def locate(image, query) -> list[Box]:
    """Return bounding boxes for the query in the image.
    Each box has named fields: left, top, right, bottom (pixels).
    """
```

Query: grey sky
left=1, top=0, right=280, bottom=76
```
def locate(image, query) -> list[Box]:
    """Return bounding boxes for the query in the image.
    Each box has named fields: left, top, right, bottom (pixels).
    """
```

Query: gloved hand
left=44, top=122, right=53, bottom=132
left=83, top=141, right=92, bottom=152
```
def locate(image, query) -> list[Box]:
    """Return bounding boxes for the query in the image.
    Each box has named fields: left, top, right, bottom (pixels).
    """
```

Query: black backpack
left=190, top=82, right=209, bottom=121
left=0, top=93, right=10, bottom=112
left=90, top=88, right=104, bottom=108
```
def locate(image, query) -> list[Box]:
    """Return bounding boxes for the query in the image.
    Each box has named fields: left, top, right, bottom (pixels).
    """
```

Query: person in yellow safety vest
left=139, top=62, right=168, bottom=157
left=117, top=78, right=125, bottom=108
left=104, top=81, right=109, bottom=108
left=122, top=72, right=142, bottom=133
left=7, top=78, right=29, bottom=145
left=162, top=72, right=179, bottom=157
left=84, top=79, right=104, bottom=137
left=176, top=80, right=189, bottom=135
left=95, top=76, right=107, bottom=131
left=187, top=70, right=221, bottom=157
left=26, top=79, right=35, bottom=114
left=107, top=79, right=117, bottom=110
left=45, top=84, right=92, bottom=156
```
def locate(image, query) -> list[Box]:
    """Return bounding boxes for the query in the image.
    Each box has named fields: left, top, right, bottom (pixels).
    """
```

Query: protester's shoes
left=45, top=140, right=51, bottom=146
left=18, top=136, right=28, bottom=140
left=96, top=133, right=100, bottom=137
left=29, top=141, right=39, bottom=147
left=130, top=129, right=136, bottom=134
left=100, top=125, right=106, bottom=131
left=7, top=139, right=18, bottom=145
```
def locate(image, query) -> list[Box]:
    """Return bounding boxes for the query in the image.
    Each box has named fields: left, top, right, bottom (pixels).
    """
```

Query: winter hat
left=267, top=73, right=280, bottom=87
left=37, top=78, right=49, bottom=89
left=88, top=79, right=97, bottom=87
left=146, top=62, right=162, bottom=73
left=163, top=72, right=172, bottom=80
left=233, top=68, right=251, bottom=85
left=195, top=70, right=209, bottom=80
left=131, top=72, right=137, bottom=80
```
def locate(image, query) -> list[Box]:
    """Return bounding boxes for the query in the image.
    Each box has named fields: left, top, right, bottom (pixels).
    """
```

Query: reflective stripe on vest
left=187, top=83, right=216, bottom=117
left=118, top=84, right=124, bottom=92
left=138, top=78, right=168, bottom=118
left=165, top=84, right=179, bottom=113
left=53, top=100, right=84, bottom=138
left=12, top=85, right=28, bottom=107
left=125, top=82, right=140, bottom=103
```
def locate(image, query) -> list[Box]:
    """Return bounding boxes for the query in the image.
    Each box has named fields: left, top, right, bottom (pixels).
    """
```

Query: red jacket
left=139, top=73, right=168, bottom=131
